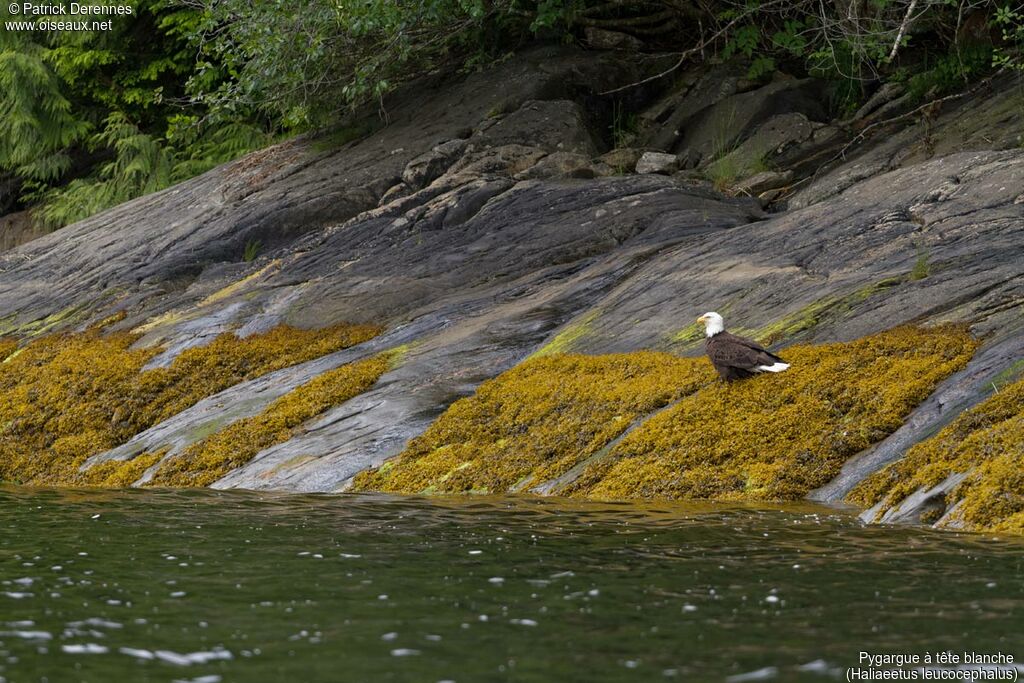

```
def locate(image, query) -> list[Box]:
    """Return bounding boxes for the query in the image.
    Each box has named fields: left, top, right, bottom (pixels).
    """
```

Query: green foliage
left=716, top=0, right=1005, bottom=112
left=0, top=46, right=90, bottom=184
left=243, top=239, right=262, bottom=263
left=907, top=45, right=993, bottom=100
left=0, top=0, right=271, bottom=229
left=993, top=4, right=1024, bottom=70
left=2, top=0, right=1010, bottom=230
left=32, top=112, right=269, bottom=229
left=0, top=0, right=581, bottom=228
left=191, top=0, right=579, bottom=129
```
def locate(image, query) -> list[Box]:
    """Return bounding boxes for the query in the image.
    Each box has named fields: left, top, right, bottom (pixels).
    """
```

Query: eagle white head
left=697, top=311, right=725, bottom=337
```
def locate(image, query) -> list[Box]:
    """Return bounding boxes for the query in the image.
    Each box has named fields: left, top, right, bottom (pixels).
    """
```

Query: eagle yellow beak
left=696, top=316, right=706, bottom=324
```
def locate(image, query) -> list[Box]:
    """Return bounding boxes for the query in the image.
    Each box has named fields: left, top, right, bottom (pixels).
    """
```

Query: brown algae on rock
left=353, top=352, right=714, bottom=494
left=0, top=338, right=20, bottom=362
left=81, top=451, right=167, bottom=487
left=357, top=325, right=978, bottom=501
left=849, top=375, right=1024, bottom=534
left=0, top=323, right=380, bottom=486
left=565, top=326, right=977, bottom=501
left=147, top=351, right=396, bottom=487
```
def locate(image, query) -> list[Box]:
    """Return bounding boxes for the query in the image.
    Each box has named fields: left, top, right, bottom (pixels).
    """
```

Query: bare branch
left=598, top=0, right=796, bottom=95
left=888, top=0, right=919, bottom=60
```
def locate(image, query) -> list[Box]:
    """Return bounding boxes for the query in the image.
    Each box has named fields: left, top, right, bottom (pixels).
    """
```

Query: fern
left=0, top=47, right=91, bottom=183
left=34, top=113, right=267, bottom=229
left=34, top=113, right=173, bottom=228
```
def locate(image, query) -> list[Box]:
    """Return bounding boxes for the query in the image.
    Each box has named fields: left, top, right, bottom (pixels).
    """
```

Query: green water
left=1, top=487, right=1022, bottom=683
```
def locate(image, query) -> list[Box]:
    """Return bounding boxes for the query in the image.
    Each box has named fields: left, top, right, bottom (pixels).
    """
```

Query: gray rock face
left=0, top=46, right=637, bottom=336
left=88, top=174, right=758, bottom=491
left=788, top=72, right=1024, bottom=210
left=564, top=150, right=1024, bottom=354
left=1, top=48, right=1021, bottom=522
left=733, top=170, right=793, bottom=196
left=673, top=78, right=827, bottom=166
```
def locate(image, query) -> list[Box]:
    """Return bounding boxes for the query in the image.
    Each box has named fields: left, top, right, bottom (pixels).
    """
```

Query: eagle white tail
left=756, top=362, right=790, bottom=373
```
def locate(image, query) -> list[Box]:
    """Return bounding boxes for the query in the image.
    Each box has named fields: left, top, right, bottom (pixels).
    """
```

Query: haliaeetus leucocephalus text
left=697, top=312, right=790, bottom=381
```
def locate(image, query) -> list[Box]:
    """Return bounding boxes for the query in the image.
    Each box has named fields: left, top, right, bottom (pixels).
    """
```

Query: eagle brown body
left=697, top=312, right=790, bottom=381
left=705, top=331, right=787, bottom=381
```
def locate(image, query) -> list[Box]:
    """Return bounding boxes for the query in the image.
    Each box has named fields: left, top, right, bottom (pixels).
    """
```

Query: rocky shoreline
left=0, top=45, right=1021, bottom=533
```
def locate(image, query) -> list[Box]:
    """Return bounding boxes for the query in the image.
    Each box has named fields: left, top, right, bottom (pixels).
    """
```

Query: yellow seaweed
left=148, top=352, right=395, bottom=487
left=0, top=322, right=380, bottom=486
left=357, top=326, right=978, bottom=505
left=849, top=374, right=1024, bottom=534
left=353, top=352, right=713, bottom=493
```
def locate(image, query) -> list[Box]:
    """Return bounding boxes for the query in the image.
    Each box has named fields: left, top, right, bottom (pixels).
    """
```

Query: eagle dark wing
left=706, top=332, right=785, bottom=381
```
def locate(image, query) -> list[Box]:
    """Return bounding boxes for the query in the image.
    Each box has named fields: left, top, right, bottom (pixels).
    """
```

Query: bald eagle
left=697, top=312, right=790, bottom=381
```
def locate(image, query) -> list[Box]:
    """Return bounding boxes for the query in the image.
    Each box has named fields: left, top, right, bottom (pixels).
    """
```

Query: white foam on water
left=0, top=630, right=51, bottom=640
left=61, top=643, right=109, bottom=655
left=725, top=666, right=779, bottom=682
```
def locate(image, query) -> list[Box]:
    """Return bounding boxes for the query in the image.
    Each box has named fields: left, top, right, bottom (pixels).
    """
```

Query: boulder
left=635, top=151, right=679, bottom=174
left=598, top=148, right=645, bottom=172
left=584, top=27, right=643, bottom=50
left=637, top=62, right=748, bottom=152
left=703, top=113, right=816, bottom=179
left=674, top=78, right=827, bottom=166
left=514, top=152, right=613, bottom=180
left=401, top=139, right=468, bottom=189
left=472, top=100, right=598, bottom=157
left=0, top=210, right=46, bottom=253
left=448, top=144, right=549, bottom=178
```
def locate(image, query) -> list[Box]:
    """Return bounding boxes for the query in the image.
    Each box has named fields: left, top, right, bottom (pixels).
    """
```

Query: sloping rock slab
left=86, top=176, right=758, bottom=491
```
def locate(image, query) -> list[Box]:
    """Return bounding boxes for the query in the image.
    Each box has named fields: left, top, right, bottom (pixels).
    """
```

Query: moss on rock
left=848, top=375, right=1024, bottom=534
left=356, top=325, right=977, bottom=501
left=0, top=322, right=380, bottom=486
left=147, top=352, right=395, bottom=487
left=530, top=311, right=600, bottom=358
left=353, top=352, right=714, bottom=494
